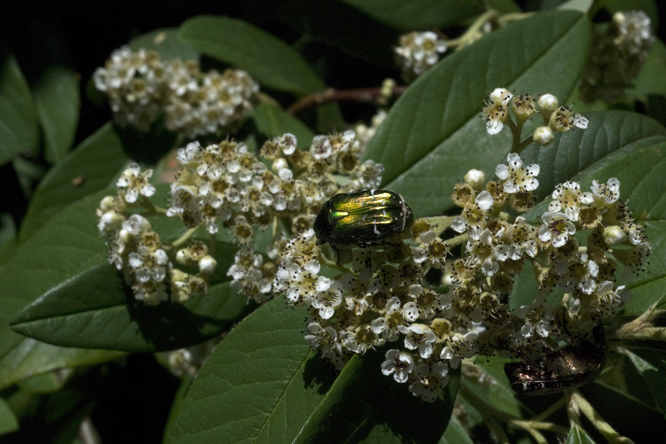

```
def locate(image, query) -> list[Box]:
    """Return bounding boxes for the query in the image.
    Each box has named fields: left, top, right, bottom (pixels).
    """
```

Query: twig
left=286, top=86, right=407, bottom=115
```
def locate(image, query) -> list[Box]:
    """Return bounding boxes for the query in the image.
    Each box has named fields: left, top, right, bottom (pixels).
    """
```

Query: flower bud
left=538, top=94, right=559, bottom=117
left=272, top=158, right=288, bottom=173
left=603, top=225, right=627, bottom=246
left=99, top=196, right=116, bottom=212
left=199, top=255, right=217, bottom=273
left=464, top=169, right=486, bottom=192
left=533, top=126, right=554, bottom=146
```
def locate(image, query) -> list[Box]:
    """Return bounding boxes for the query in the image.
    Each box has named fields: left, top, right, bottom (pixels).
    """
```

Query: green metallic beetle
left=314, top=189, right=414, bottom=247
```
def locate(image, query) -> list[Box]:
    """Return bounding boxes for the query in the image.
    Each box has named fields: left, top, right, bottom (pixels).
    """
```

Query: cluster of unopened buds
left=94, top=47, right=259, bottom=137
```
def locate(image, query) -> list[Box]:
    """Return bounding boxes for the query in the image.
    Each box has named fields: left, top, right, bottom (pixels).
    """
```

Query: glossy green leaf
left=277, top=0, right=398, bottom=67
left=340, top=0, right=485, bottom=31
left=0, top=190, right=130, bottom=388
left=566, top=424, right=596, bottom=444
left=17, top=371, right=67, bottom=394
left=507, top=111, right=666, bottom=313
left=33, top=66, right=80, bottom=164
left=520, top=111, right=666, bottom=207
left=0, top=398, right=19, bottom=435
left=558, top=0, right=594, bottom=13
left=10, top=186, right=252, bottom=352
left=0, top=53, right=39, bottom=165
left=621, top=347, right=666, bottom=413
left=178, top=16, right=325, bottom=95
left=252, top=102, right=315, bottom=144
left=364, top=11, right=591, bottom=217
left=0, top=338, right=122, bottom=391
left=294, top=350, right=459, bottom=444
left=12, top=157, right=45, bottom=200
left=509, top=260, right=540, bottom=309
left=4, top=378, right=95, bottom=444
left=128, top=28, right=200, bottom=61
left=472, top=356, right=526, bottom=418
left=11, top=265, right=250, bottom=352
left=579, top=381, right=666, bottom=443
left=18, top=122, right=128, bottom=244
left=439, top=416, right=474, bottom=444
left=166, top=297, right=334, bottom=444
left=629, top=38, right=666, bottom=100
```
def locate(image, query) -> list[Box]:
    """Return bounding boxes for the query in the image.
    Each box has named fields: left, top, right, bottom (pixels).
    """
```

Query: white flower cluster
left=97, top=163, right=217, bottom=304
left=93, top=47, right=259, bottom=137
left=394, top=31, right=447, bottom=82
left=273, top=223, right=454, bottom=401
left=98, top=125, right=385, bottom=305
left=274, top=148, right=650, bottom=402
left=481, top=89, right=588, bottom=145
left=580, top=11, right=654, bottom=103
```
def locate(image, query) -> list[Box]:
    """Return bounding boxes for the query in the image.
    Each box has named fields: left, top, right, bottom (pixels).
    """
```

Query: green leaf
left=11, top=264, right=251, bottom=352
left=33, top=66, right=80, bottom=164
left=621, top=347, right=666, bottom=413
left=364, top=10, right=591, bottom=217
left=520, top=111, right=666, bottom=208
left=252, top=102, right=315, bottom=143
left=629, top=38, right=666, bottom=100
left=566, top=424, right=596, bottom=444
left=128, top=28, right=200, bottom=61
left=514, top=112, right=666, bottom=313
left=471, top=356, right=525, bottom=418
left=3, top=374, right=96, bottom=444
left=0, top=53, right=39, bottom=166
left=277, top=0, right=398, bottom=67
left=165, top=297, right=334, bottom=444
left=10, top=186, right=252, bottom=352
left=178, top=16, right=326, bottom=96
left=0, top=190, right=128, bottom=388
left=0, top=338, right=122, bottom=391
left=294, top=350, right=460, bottom=444
left=17, top=371, right=67, bottom=394
left=509, top=260, right=541, bottom=309
left=0, top=398, right=19, bottom=435
left=18, top=122, right=129, bottom=244
left=340, top=0, right=485, bottom=31
left=439, top=416, right=474, bottom=444
left=512, top=111, right=666, bottom=312
left=579, top=381, right=666, bottom=443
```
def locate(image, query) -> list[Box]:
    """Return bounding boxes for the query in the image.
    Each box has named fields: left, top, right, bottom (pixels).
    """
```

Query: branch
left=286, top=86, right=407, bottom=115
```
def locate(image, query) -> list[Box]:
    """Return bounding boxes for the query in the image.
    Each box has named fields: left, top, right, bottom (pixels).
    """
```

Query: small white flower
left=381, top=349, right=415, bottom=383
left=591, top=177, right=621, bottom=205
left=399, top=324, right=437, bottom=359
left=549, top=181, right=593, bottom=221
left=495, top=153, right=539, bottom=194
left=482, top=88, right=513, bottom=135
left=538, top=212, right=576, bottom=248
left=117, top=163, right=155, bottom=203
